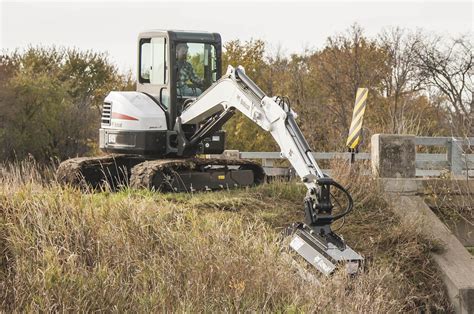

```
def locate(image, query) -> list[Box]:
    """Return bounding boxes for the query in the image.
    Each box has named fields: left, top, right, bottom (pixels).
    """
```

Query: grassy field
left=0, top=161, right=451, bottom=312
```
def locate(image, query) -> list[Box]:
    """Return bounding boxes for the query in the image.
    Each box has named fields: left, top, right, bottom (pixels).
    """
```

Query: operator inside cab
left=176, top=43, right=204, bottom=97
left=175, top=42, right=218, bottom=99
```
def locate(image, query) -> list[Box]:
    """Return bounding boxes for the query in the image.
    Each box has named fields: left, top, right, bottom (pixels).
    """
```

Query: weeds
left=424, top=177, right=473, bottom=225
left=0, top=161, right=451, bottom=312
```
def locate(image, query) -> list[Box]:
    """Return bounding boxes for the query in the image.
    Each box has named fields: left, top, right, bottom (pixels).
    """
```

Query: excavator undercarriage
left=57, top=155, right=265, bottom=192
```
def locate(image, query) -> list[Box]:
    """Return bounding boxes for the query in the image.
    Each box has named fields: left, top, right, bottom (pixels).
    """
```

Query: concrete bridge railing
left=228, top=135, right=474, bottom=177
left=369, top=134, right=474, bottom=314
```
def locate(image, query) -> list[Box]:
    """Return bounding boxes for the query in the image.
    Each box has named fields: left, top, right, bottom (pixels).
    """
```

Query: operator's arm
left=184, top=62, right=203, bottom=86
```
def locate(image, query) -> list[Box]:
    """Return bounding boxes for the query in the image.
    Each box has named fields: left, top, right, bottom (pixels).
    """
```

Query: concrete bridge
left=372, top=135, right=473, bottom=314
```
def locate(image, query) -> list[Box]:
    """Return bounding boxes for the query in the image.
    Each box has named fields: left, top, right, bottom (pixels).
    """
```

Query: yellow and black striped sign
left=346, top=88, right=368, bottom=150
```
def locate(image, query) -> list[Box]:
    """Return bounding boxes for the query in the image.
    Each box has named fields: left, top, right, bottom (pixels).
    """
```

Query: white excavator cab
left=98, top=30, right=225, bottom=157
left=136, top=30, right=222, bottom=128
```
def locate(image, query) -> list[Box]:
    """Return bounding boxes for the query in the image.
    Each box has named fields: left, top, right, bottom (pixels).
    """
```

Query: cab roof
left=138, top=30, right=221, bottom=43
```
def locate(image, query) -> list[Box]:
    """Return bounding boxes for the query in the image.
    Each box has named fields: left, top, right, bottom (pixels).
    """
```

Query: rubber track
left=130, top=158, right=265, bottom=190
left=56, top=154, right=145, bottom=189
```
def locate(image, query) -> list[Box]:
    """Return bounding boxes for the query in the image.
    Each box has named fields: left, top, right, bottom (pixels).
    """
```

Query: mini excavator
left=57, top=30, right=363, bottom=275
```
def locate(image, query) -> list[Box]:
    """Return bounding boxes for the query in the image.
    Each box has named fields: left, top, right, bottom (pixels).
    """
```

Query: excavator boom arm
left=180, top=66, right=324, bottom=191
left=180, top=65, right=364, bottom=276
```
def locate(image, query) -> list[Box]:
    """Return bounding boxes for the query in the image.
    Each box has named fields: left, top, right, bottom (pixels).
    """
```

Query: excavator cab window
left=176, top=42, right=217, bottom=98
left=139, top=37, right=167, bottom=86
left=139, top=37, right=169, bottom=109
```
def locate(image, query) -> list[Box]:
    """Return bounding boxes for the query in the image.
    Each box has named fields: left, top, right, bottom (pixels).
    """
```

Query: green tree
left=0, top=47, right=133, bottom=162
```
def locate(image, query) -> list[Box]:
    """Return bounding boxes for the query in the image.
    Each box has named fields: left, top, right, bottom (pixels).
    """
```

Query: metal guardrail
left=236, top=137, right=474, bottom=177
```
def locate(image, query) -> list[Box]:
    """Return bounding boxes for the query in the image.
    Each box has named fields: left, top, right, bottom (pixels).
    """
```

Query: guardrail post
left=447, top=138, right=463, bottom=176
left=371, top=134, right=416, bottom=178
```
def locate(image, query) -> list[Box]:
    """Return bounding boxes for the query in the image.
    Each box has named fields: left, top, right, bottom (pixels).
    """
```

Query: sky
left=1, top=0, right=473, bottom=73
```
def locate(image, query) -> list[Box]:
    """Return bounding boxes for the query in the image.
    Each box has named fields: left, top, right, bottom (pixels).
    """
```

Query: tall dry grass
left=0, top=160, right=451, bottom=312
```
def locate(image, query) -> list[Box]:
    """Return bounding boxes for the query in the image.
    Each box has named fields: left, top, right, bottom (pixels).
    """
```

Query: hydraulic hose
left=329, top=180, right=354, bottom=221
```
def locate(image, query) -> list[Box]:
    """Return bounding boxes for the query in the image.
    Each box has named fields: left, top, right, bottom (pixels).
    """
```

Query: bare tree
left=415, top=34, right=473, bottom=136
left=378, top=27, right=425, bottom=134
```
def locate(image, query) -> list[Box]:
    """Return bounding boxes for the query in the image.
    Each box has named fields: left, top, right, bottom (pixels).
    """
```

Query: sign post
left=346, top=88, right=369, bottom=163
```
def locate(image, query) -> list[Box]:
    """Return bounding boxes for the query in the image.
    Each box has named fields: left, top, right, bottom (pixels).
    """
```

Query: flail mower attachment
left=288, top=177, right=363, bottom=276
